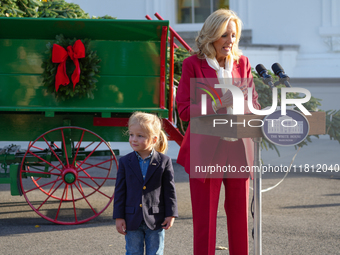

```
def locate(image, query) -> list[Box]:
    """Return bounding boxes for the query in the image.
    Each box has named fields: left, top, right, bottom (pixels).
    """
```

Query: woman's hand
left=215, top=81, right=248, bottom=110
left=161, top=216, right=175, bottom=230
left=234, top=80, right=249, bottom=95
left=216, top=89, right=233, bottom=109
left=116, top=218, right=127, bottom=235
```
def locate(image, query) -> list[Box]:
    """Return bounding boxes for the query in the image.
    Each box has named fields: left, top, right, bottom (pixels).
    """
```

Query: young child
left=113, top=112, right=178, bottom=255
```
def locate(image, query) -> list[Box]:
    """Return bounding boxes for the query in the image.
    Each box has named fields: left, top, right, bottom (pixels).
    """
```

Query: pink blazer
left=176, top=54, right=261, bottom=182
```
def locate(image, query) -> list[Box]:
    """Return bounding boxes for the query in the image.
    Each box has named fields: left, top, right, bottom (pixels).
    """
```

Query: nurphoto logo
left=200, top=83, right=312, bottom=116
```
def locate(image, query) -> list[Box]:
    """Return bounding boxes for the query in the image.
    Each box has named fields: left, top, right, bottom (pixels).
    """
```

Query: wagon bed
left=0, top=17, right=169, bottom=142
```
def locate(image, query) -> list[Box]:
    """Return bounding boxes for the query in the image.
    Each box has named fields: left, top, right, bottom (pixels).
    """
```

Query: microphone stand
left=253, top=137, right=262, bottom=255
left=253, top=62, right=291, bottom=255
left=254, top=63, right=299, bottom=254
left=252, top=64, right=269, bottom=255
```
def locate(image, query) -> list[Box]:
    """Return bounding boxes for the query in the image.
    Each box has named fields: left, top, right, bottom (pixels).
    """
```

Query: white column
left=319, top=0, right=340, bottom=52
left=230, top=0, right=249, bottom=28
left=331, top=0, right=337, bottom=26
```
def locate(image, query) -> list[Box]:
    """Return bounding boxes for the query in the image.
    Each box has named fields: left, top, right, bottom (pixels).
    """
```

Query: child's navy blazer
left=113, top=151, right=178, bottom=231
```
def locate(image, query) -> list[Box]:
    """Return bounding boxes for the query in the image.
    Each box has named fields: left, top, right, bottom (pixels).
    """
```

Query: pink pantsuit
left=176, top=54, right=261, bottom=255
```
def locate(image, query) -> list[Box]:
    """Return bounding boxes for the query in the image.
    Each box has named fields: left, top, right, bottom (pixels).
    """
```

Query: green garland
left=41, top=34, right=101, bottom=101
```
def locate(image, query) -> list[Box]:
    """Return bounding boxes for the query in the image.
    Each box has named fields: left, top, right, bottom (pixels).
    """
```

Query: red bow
left=52, top=40, right=85, bottom=91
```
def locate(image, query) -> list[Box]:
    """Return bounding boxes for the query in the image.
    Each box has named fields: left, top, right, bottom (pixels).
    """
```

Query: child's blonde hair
left=128, top=112, right=168, bottom=154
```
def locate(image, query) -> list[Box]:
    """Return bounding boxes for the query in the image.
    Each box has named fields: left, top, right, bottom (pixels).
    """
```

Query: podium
left=190, top=111, right=326, bottom=255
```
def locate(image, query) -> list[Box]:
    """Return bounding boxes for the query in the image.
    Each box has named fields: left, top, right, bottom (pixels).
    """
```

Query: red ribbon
left=52, top=40, right=85, bottom=91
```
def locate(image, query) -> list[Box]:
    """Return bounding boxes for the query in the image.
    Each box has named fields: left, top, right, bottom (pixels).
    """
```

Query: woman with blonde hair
left=176, top=9, right=261, bottom=255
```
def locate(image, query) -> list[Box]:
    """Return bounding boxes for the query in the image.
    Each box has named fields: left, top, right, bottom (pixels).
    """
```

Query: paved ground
left=0, top=137, right=340, bottom=254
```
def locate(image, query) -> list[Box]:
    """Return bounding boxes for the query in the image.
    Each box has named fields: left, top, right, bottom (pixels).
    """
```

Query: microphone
left=271, top=63, right=291, bottom=87
left=255, top=64, right=274, bottom=89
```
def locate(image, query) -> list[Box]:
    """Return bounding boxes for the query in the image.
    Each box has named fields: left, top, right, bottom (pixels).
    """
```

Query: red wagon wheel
left=20, top=126, right=118, bottom=225
left=26, top=141, right=107, bottom=201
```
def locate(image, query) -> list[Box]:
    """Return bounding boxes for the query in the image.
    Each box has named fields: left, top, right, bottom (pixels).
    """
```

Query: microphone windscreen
left=255, top=64, right=267, bottom=76
left=271, top=63, right=284, bottom=75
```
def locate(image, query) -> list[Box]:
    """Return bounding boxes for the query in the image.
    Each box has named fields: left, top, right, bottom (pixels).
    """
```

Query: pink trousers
left=189, top=139, right=250, bottom=255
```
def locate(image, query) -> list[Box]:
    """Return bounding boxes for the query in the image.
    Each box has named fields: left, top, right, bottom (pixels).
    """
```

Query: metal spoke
left=76, top=163, right=101, bottom=187
left=48, top=176, right=62, bottom=194
left=54, top=184, right=68, bottom=221
left=37, top=181, right=64, bottom=210
left=30, top=145, right=45, bottom=151
left=77, top=179, right=85, bottom=194
left=30, top=163, right=63, bottom=196
left=72, top=130, right=85, bottom=166
left=22, top=170, right=60, bottom=177
left=43, top=136, right=65, bottom=168
left=52, top=142, right=60, bottom=149
left=27, top=162, right=62, bottom=174
left=25, top=164, right=49, bottom=172
left=27, top=150, right=63, bottom=172
left=84, top=141, right=95, bottom=149
left=78, top=157, right=113, bottom=173
left=74, top=182, right=97, bottom=214
left=65, top=184, right=69, bottom=200
left=76, top=141, right=103, bottom=169
left=78, top=160, right=112, bottom=171
left=78, top=179, right=111, bottom=199
left=79, top=176, right=116, bottom=180
left=71, top=185, right=78, bottom=223
left=25, top=178, right=62, bottom=194
left=61, top=130, right=70, bottom=166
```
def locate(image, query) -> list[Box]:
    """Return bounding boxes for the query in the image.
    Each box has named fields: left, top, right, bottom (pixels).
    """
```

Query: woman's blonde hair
left=193, top=9, right=243, bottom=62
left=128, top=112, right=168, bottom=154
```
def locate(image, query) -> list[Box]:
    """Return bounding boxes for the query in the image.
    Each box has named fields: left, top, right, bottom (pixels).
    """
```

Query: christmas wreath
left=41, top=34, right=101, bottom=100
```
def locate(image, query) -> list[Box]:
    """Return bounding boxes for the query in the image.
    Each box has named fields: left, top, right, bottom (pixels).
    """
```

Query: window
left=177, top=0, right=229, bottom=24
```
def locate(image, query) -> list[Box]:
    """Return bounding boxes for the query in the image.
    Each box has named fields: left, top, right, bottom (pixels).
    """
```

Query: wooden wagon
left=0, top=17, right=181, bottom=224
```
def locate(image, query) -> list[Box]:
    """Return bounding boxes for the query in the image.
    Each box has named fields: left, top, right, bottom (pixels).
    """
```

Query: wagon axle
left=62, top=168, right=78, bottom=184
